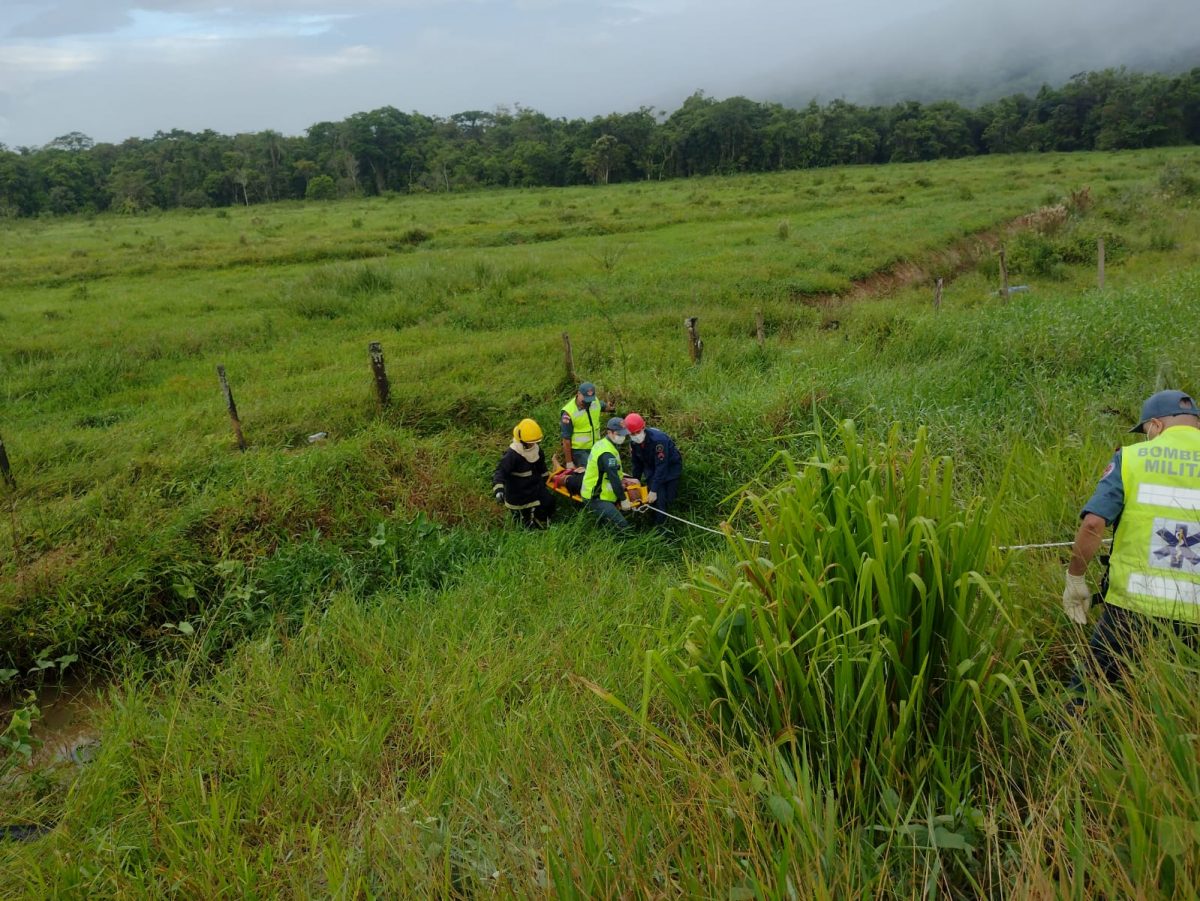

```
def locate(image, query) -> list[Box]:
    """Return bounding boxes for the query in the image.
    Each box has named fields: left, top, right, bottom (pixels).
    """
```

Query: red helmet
left=623, top=412, right=646, bottom=433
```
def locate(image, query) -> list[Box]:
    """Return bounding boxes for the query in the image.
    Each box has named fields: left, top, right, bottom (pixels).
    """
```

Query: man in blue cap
left=1065, top=389, right=1200, bottom=688
left=560, top=381, right=609, bottom=471
left=581, top=417, right=635, bottom=530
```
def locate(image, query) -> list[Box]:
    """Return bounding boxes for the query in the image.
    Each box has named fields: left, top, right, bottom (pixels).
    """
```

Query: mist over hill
left=761, top=0, right=1200, bottom=108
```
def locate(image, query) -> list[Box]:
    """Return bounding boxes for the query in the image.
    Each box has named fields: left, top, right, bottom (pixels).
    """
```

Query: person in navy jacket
left=623, top=412, right=682, bottom=527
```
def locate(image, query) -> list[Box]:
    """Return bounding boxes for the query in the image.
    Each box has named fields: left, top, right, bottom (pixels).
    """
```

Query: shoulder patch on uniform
left=561, top=411, right=572, bottom=423
left=1102, top=461, right=1115, bottom=479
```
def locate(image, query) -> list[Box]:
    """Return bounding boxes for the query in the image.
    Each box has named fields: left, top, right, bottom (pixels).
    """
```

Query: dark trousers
left=1070, top=603, right=1199, bottom=692
left=587, top=498, right=630, bottom=530
left=648, top=479, right=680, bottom=527
left=510, top=487, right=557, bottom=529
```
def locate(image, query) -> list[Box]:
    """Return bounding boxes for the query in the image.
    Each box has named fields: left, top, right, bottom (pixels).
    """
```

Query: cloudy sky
left=1, top=0, right=1196, bottom=147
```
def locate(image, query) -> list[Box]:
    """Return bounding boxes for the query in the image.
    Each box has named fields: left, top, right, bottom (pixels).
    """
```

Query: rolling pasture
left=3, top=147, right=1200, bottom=897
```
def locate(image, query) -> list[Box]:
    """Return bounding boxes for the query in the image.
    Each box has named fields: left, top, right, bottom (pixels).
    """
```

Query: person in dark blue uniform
left=622, top=412, right=682, bottom=527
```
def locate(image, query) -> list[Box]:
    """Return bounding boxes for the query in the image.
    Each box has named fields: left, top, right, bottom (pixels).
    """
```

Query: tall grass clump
left=1001, top=633, right=1200, bottom=899
left=656, top=421, right=1031, bottom=814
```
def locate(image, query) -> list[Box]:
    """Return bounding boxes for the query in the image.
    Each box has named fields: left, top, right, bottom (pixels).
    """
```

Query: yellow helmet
left=513, top=418, right=544, bottom=443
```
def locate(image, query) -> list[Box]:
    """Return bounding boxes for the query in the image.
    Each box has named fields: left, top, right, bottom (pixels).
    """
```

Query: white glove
left=646, top=491, right=658, bottom=504
left=619, top=499, right=633, bottom=511
left=493, top=486, right=505, bottom=506
left=1063, top=570, right=1091, bottom=625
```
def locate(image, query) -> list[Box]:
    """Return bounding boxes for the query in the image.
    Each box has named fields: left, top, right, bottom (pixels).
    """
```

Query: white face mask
left=629, top=431, right=646, bottom=444
left=610, top=433, right=626, bottom=446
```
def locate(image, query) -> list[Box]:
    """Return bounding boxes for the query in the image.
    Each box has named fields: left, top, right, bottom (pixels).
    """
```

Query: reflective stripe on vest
left=562, top=399, right=602, bottom=451
left=582, top=436, right=622, bottom=502
left=1108, top=426, right=1200, bottom=623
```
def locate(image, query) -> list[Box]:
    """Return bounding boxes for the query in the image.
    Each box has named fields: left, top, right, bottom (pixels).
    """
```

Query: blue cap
left=1131, top=390, right=1200, bottom=433
left=606, top=416, right=629, bottom=436
left=578, top=382, right=597, bottom=403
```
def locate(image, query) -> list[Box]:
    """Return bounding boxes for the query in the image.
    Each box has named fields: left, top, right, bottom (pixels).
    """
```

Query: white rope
left=638, top=504, right=771, bottom=546
left=637, top=505, right=1110, bottom=555
left=997, top=539, right=1112, bottom=552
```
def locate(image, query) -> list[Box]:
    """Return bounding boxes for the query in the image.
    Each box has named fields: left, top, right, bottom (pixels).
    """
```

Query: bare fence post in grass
left=685, top=317, right=703, bottom=365
left=216, top=365, right=247, bottom=452
left=1098, top=237, right=1106, bottom=291
left=934, top=277, right=944, bottom=311
left=0, top=434, right=14, bottom=491
left=562, top=332, right=578, bottom=384
left=368, top=341, right=390, bottom=408
left=998, top=246, right=1010, bottom=301
left=0, top=434, right=16, bottom=565
left=755, top=310, right=766, bottom=348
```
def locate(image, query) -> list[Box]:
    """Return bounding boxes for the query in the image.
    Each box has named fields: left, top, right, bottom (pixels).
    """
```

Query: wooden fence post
left=755, top=310, right=765, bottom=348
left=562, top=332, right=578, bottom=384
left=1097, top=238, right=1106, bottom=291
left=685, top=317, right=702, bottom=364
left=933, top=277, right=944, bottom=311
left=0, top=433, right=15, bottom=491
left=998, top=246, right=1010, bottom=301
left=1, top=433, right=16, bottom=565
left=216, top=365, right=247, bottom=451
left=368, top=342, right=390, bottom=408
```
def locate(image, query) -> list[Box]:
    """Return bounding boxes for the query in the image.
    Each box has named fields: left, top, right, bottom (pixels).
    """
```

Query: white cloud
left=0, top=0, right=1197, bottom=146
left=277, top=44, right=379, bottom=75
left=0, top=43, right=101, bottom=79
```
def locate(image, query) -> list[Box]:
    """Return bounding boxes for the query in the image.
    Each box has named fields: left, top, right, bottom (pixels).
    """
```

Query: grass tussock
left=657, top=422, right=1028, bottom=805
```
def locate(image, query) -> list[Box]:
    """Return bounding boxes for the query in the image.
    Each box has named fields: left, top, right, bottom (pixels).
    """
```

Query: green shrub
left=654, top=421, right=1029, bottom=812
left=1149, top=229, right=1179, bottom=252
left=1058, top=226, right=1125, bottom=265
left=1158, top=164, right=1200, bottom=199
left=1009, top=231, right=1067, bottom=279
left=305, top=175, right=337, bottom=201
left=394, top=226, right=432, bottom=246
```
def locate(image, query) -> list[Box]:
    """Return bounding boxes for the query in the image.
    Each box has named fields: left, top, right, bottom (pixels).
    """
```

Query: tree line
left=2, top=66, right=1198, bottom=217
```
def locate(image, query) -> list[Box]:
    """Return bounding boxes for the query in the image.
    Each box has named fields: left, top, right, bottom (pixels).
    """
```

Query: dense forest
left=1, top=66, right=1198, bottom=217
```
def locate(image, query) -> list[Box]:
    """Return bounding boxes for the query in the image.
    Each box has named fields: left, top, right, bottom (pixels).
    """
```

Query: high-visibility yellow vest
left=1108, top=425, right=1200, bottom=623
left=561, top=399, right=602, bottom=452
left=582, top=436, right=622, bottom=502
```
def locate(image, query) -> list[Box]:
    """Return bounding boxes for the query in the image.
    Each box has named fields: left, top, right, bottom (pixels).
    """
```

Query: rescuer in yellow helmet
left=492, top=418, right=556, bottom=528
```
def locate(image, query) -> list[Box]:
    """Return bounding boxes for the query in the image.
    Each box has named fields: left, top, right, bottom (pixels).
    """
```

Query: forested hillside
left=1, top=67, right=1198, bottom=217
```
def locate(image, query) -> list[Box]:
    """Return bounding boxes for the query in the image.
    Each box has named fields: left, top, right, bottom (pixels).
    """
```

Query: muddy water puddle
left=2, top=675, right=104, bottom=769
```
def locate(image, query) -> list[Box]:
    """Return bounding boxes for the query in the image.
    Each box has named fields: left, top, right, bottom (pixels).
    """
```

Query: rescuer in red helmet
left=622, top=412, right=682, bottom=527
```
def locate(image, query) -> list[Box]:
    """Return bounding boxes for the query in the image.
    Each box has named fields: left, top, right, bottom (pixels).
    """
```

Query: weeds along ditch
left=3, top=148, right=1200, bottom=895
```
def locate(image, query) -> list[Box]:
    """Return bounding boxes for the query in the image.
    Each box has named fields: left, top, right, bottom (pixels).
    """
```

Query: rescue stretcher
left=547, top=466, right=649, bottom=508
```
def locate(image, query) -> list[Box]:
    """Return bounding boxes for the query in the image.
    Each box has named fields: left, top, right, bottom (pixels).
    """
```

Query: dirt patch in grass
left=9, top=545, right=79, bottom=599
left=384, top=447, right=493, bottom=527
left=803, top=205, right=1069, bottom=307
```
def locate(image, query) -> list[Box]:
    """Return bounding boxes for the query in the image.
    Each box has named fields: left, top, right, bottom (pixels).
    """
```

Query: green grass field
left=4, top=147, right=1200, bottom=897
